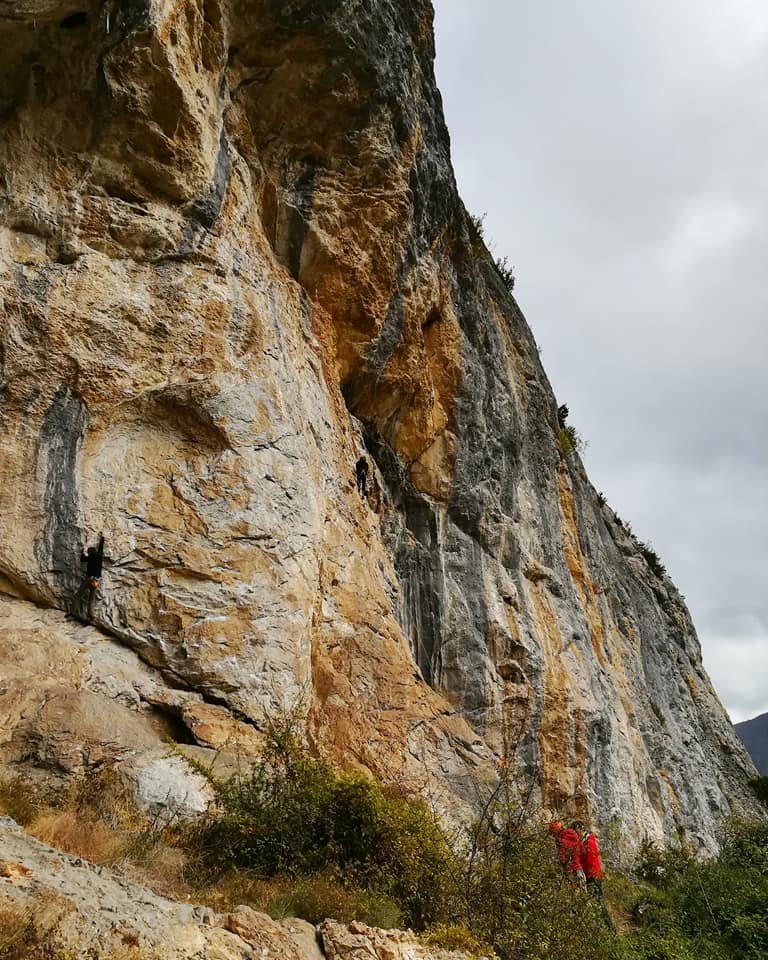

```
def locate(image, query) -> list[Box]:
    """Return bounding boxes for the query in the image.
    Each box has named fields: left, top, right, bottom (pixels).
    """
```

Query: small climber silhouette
left=70, top=532, right=105, bottom=621
left=355, top=456, right=369, bottom=498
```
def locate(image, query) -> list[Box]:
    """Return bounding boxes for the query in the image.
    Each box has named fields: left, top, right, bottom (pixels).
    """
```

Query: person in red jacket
left=572, top=820, right=614, bottom=929
left=548, top=820, right=586, bottom=887
left=573, top=820, right=603, bottom=896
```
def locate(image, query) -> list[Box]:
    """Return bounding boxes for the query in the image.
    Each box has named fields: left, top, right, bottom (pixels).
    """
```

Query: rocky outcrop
left=0, top=0, right=759, bottom=850
left=0, top=816, right=408, bottom=960
left=0, top=816, right=256, bottom=958
left=0, top=593, right=270, bottom=817
left=319, top=920, right=467, bottom=960
left=0, top=817, right=470, bottom=960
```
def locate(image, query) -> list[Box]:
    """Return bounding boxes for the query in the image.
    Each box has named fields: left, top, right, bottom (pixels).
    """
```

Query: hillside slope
left=0, top=0, right=759, bottom=848
left=736, top=713, right=768, bottom=774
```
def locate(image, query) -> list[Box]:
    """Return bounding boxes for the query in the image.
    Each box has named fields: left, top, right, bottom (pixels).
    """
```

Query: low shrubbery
left=493, top=256, right=516, bottom=292
left=750, top=777, right=768, bottom=808
left=467, top=211, right=487, bottom=248
left=0, top=766, right=148, bottom=870
left=465, top=210, right=515, bottom=292
left=185, top=722, right=768, bottom=960
left=421, top=924, right=497, bottom=958
left=185, top=716, right=457, bottom=930
left=453, top=773, right=613, bottom=960
left=557, top=425, right=586, bottom=457
left=636, top=542, right=667, bottom=579
left=613, top=819, right=768, bottom=960
left=183, top=719, right=614, bottom=960
left=555, top=404, right=587, bottom=458
left=260, top=870, right=402, bottom=928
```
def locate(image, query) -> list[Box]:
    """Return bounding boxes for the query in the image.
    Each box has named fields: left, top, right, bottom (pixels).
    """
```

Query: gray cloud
left=434, top=0, right=768, bottom=723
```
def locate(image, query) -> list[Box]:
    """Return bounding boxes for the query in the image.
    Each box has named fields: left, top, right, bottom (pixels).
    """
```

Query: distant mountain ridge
left=736, top=713, right=768, bottom=774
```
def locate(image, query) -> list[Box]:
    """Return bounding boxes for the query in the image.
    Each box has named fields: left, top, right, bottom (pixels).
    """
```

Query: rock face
left=0, top=0, right=759, bottom=848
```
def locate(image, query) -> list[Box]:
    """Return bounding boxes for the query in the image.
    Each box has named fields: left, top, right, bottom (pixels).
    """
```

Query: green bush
left=184, top=714, right=768, bottom=960
left=621, top=818, right=768, bottom=960
left=554, top=405, right=587, bottom=457
left=637, top=542, right=667, bottom=579
left=186, top=721, right=617, bottom=956
left=453, top=772, right=614, bottom=960
left=493, top=256, right=515, bottom=292
left=557, top=425, right=586, bottom=457
left=422, top=924, right=496, bottom=958
left=635, top=837, right=693, bottom=888
left=465, top=210, right=515, bottom=292
left=189, top=718, right=457, bottom=929
left=264, top=871, right=402, bottom=928
left=467, top=211, right=487, bottom=247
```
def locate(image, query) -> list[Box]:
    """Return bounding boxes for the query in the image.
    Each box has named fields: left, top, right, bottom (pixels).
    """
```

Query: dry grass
left=28, top=811, right=125, bottom=866
left=109, top=948, right=162, bottom=960
left=0, top=900, right=30, bottom=957
left=1, top=766, right=146, bottom=869
left=0, top=892, right=72, bottom=960
left=0, top=776, right=61, bottom=827
left=2, top=764, right=402, bottom=934
left=187, top=871, right=401, bottom=928
left=119, top=845, right=191, bottom=903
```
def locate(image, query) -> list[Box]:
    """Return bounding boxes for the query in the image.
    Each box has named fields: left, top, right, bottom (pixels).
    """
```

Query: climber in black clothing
left=355, top=456, right=369, bottom=498
left=71, top=533, right=105, bottom=621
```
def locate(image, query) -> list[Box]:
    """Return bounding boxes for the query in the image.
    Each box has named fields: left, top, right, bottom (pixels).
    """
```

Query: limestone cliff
left=0, top=0, right=758, bottom=848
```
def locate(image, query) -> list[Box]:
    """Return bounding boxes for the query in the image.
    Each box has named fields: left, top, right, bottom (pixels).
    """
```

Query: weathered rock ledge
left=0, top=817, right=468, bottom=960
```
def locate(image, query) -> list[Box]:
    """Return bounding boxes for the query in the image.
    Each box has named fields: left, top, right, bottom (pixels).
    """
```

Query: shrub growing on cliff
left=465, top=210, right=516, bottom=292
left=493, top=256, right=516, bottom=292
left=555, top=404, right=587, bottom=458
left=188, top=717, right=458, bottom=929
left=637, top=542, right=667, bottom=579
left=557, top=424, right=586, bottom=457
left=467, top=211, right=487, bottom=248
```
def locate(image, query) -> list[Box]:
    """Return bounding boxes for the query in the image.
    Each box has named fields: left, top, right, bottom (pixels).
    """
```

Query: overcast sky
left=433, top=0, right=768, bottom=724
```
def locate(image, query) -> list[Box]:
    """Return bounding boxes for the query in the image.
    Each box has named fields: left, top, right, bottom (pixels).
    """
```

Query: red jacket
left=555, top=828, right=584, bottom=873
left=581, top=832, right=603, bottom=879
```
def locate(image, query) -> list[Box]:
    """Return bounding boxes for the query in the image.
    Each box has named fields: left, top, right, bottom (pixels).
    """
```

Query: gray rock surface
left=127, top=753, right=213, bottom=822
left=0, top=820, right=254, bottom=958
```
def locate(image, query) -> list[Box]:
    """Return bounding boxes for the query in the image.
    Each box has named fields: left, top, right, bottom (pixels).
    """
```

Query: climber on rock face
left=355, top=456, right=369, bottom=498
left=70, top=532, right=105, bottom=621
